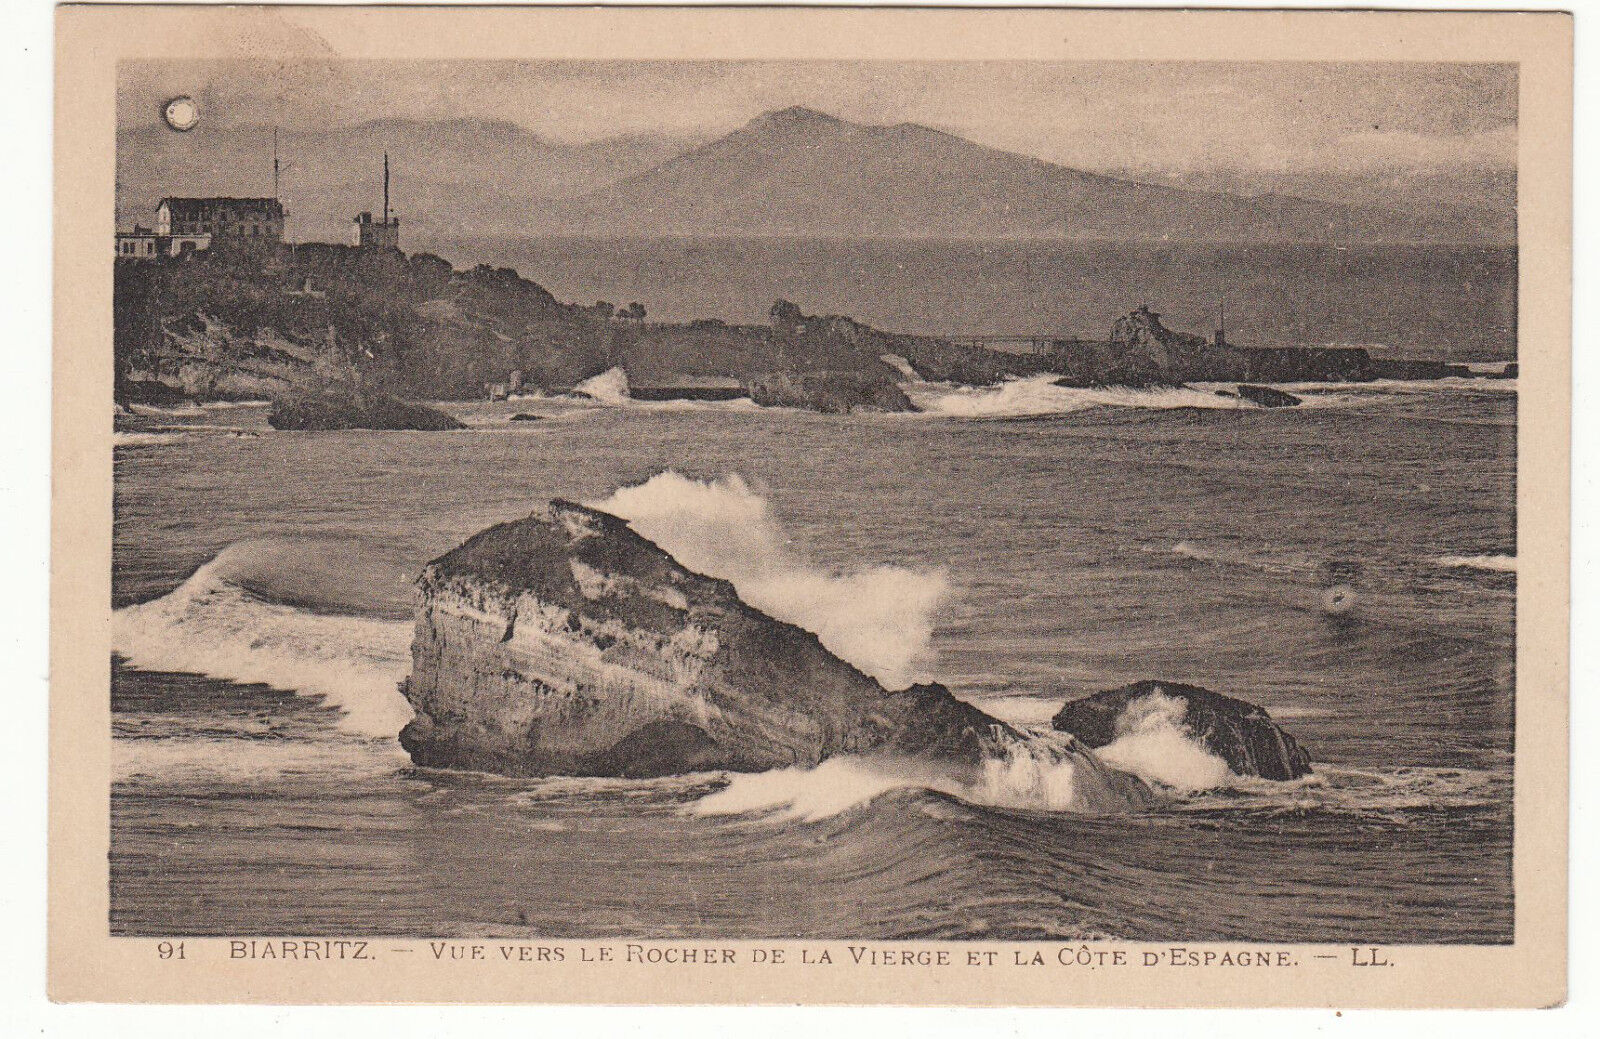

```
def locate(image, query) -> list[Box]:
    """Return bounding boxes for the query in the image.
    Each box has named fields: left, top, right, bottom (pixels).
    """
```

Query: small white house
left=114, top=226, right=159, bottom=260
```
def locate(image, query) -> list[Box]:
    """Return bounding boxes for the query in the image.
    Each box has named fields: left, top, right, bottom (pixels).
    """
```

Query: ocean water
left=414, top=237, right=1518, bottom=361
left=111, top=376, right=1516, bottom=941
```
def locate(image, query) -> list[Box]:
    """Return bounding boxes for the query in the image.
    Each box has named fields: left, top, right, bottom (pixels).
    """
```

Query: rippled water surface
left=111, top=380, right=1516, bottom=941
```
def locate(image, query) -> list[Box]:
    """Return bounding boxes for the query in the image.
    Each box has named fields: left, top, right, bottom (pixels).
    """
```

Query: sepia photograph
left=49, top=4, right=1571, bottom=1008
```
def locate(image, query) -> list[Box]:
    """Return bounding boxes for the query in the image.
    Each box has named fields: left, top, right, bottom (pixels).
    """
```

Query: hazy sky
left=120, top=60, right=1516, bottom=179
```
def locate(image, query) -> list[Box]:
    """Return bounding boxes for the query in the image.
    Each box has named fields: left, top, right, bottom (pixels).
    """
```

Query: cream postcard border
left=50, top=5, right=1572, bottom=1007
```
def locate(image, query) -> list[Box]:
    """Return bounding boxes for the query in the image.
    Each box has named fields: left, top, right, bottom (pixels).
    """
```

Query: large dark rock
left=268, top=391, right=465, bottom=431
left=1052, top=680, right=1313, bottom=781
left=399, top=500, right=1151, bottom=809
left=400, top=500, right=1001, bottom=775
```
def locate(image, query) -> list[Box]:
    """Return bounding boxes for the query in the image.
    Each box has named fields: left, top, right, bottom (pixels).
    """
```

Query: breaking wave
left=115, top=431, right=185, bottom=446
left=113, top=734, right=408, bottom=786
left=688, top=730, right=1148, bottom=822
left=1174, top=764, right=1503, bottom=819
left=570, top=366, right=632, bottom=405
left=112, top=540, right=415, bottom=737
left=1435, top=553, right=1516, bottom=573
left=906, top=374, right=1254, bottom=418
left=903, top=372, right=1514, bottom=419
left=591, top=472, right=947, bottom=689
left=1091, top=691, right=1235, bottom=793
left=564, top=366, right=759, bottom=413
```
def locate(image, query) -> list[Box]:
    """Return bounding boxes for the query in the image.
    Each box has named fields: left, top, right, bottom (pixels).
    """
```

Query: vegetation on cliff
left=114, top=246, right=613, bottom=403
left=114, top=249, right=918, bottom=412
left=114, top=247, right=1483, bottom=415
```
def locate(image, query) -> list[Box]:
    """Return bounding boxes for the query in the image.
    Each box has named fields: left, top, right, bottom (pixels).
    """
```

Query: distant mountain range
left=116, top=118, right=691, bottom=242
left=118, top=106, right=1513, bottom=245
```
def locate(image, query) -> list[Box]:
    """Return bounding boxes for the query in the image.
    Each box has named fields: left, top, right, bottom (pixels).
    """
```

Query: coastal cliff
left=114, top=248, right=1484, bottom=416
left=398, top=500, right=1151, bottom=807
left=114, top=251, right=915, bottom=413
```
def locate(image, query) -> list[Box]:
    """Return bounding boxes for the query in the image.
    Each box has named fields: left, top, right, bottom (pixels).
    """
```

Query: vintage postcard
left=52, top=5, right=1570, bottom=1007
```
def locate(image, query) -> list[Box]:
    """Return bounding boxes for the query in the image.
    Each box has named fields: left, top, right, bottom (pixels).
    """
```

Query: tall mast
left=272, top=127, right=280, bottom=199
left=1219, top=297, right=1226, bottom=340
left=383, top=152, right=390, bottom=225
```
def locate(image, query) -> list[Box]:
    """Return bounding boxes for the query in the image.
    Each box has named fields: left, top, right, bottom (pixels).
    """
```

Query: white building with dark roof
left=156, top=196, right=285, bottom=244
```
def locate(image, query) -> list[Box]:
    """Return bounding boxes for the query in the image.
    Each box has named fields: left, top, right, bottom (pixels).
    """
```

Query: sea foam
left=1435, top=553, right=1516, bottom=573
left=571, top=366, right=632, bottom=405
left=906, top=374, right=1254, bottom=418
left=114, top=431, right=184, bottom=447
left=591, top=472, right=947, bottom=689
left=564, top=367, right=758, bottom=413
left=687, top=729, right=1144, bottom=822
left=1092, top=691, right=1235, bottom=793
left=112, top=541, right=415, bottom=736
left=113, top=734, right=409, bottom=786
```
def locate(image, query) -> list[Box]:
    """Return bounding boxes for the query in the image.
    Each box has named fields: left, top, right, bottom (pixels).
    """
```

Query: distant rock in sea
left=398, top=500, right=1150, bottom=809
left=747, top=369, right=915, bottom=414
left=1235, top=384, right=1303, bottom=408
left=267, top=391, right=465, bottom=431
left=1053, top=680, right=1313, bottom=781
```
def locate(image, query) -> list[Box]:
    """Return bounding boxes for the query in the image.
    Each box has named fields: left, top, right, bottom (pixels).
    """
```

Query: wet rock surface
left=400, top=500, right=1097, bottom=781
left=1235, top=384, right=1303, bottom=408
left=1053, top=679, right=1313, bottom=781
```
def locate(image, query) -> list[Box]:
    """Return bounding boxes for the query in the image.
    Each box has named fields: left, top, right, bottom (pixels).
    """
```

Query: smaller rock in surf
left=1235, top=384, right=1302, bottom=408
left=1052, top=680, right=1313, bottom=781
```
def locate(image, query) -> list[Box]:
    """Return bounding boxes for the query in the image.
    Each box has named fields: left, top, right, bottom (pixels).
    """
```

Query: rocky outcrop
left=747, top=370, right=915, bottom=414
left=398, top=501, right=1150, bottom=808
left=268, top=391, right=464, bottom=431
left=400, top=500, right=999, bottom=775
left=1052, top=680, right=1313, bottom=781
left=1109, top=306, right=1216, bottom=367
left=115, top=254, right=931, bottom=414
left=1052, top=308, right=1363, bottom=387
left=1235, top=384, right=1302, bottom=408
left=1052, top=307, right=1484, bottom=390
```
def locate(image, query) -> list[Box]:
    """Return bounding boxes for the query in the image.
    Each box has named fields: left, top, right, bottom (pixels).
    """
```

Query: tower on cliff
left=353, top=152, right=400, bottom=251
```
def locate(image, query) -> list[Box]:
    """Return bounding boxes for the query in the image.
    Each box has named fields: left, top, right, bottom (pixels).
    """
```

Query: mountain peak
left=749, top=105, right=850, bottom=130
left=558, top=104, right=1501, bottom=245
